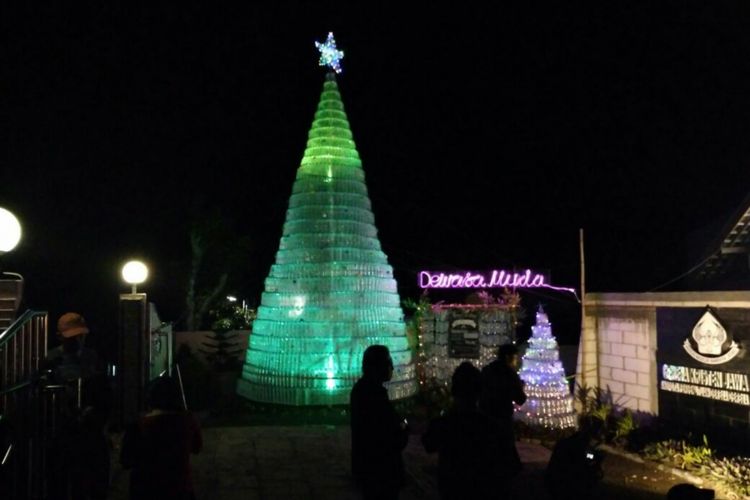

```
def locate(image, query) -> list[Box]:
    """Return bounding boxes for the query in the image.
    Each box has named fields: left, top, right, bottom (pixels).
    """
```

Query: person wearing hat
left=46, top=312, right=99, bottom=381
left=42, top=312, right=112, bottom=500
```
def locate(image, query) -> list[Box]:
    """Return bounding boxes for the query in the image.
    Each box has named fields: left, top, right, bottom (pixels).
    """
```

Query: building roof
left=697, top=191, right=750, bottom=280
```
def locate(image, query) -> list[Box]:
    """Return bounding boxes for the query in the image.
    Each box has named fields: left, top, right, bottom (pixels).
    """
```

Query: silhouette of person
left=479, top=343, right=527, bottom=475
left=545, top=415, right=605, bottom=500
left=666, top=483, right=715, bottom=500
left=120, top=375, right=202, bottom=500
left=350, top=345, right=409, bottom=499
left=42, top=312, right=112, bottom=500
left=422, top=362, right=504, bottom=499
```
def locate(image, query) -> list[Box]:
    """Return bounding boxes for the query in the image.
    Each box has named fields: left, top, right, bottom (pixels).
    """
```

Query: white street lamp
left=121, top=260, right=149, bottom=294
left=0, top=207, right=22, bottom=255
left=117, top=259, right=151, bottom=425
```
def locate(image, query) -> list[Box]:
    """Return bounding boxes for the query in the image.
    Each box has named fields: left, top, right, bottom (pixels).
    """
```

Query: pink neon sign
left=418, top=269, right=548, bottom=289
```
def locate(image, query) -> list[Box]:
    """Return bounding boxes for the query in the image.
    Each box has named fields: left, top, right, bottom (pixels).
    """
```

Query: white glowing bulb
left=0, top=207, right=22, bottom=253
left=122, top=260, right=149, bottom=285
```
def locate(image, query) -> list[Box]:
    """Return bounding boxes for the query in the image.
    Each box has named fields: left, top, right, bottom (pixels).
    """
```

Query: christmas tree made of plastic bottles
left=515, top=306, right=577, bottom=428
left=237, top=33, right=417, bottom=405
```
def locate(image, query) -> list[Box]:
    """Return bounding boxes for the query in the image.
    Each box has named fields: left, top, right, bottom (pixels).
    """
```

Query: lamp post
left=116, top=259, right=150, bottom=427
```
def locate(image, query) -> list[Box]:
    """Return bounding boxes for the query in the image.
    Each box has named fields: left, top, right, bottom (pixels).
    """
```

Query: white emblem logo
left=683, top=308, right=740, bottom=365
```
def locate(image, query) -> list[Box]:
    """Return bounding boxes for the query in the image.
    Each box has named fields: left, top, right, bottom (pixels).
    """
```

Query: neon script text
left=418, top=270, right=547, bottom=289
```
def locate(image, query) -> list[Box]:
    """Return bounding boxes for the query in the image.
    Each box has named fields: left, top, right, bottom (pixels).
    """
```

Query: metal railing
left=0, top=310, right=48, bottom=411
left=0, top=310, right=49, bottom=499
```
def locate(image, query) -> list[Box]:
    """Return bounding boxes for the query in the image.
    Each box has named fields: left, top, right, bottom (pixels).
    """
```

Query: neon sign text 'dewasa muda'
left=419, top=269, right=547, bottom=289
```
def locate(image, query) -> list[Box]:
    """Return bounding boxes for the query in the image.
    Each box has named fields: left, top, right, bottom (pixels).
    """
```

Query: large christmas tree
left=515, top=306, right=576, bottom=428
left=237, top=33, right=417, bottom=405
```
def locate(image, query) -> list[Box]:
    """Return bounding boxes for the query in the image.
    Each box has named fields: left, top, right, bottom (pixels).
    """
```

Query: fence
left=0, top=310, right=50, bottom=499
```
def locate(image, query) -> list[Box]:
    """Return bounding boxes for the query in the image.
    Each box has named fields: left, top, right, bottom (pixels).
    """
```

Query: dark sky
left=3, top=3, right=750, bottom=345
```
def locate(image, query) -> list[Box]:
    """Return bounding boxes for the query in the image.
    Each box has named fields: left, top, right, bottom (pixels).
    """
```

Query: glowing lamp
left=0, top=207, right=22, bottom=254
left=121, top=260, right=149, bottom=294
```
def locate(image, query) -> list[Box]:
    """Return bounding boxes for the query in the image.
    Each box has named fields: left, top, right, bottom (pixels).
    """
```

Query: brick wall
left=594, top=313, right=657, bottom=412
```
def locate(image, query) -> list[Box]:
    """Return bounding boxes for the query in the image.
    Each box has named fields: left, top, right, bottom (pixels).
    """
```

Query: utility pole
left=579, top=228, right=598, bottom=388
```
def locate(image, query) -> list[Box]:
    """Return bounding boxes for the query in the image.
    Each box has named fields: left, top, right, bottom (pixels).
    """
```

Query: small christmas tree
left=516, top=306, right=576, bottom=429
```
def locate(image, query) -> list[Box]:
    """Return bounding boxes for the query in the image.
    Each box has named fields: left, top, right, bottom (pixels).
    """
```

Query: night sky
left=4, top=3, right=750, bottom=348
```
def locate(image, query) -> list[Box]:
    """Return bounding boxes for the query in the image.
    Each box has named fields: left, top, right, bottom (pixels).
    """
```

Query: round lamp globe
left=0, top=207, right=22, bottom=253
left=121, top=260, right=149, bottom=285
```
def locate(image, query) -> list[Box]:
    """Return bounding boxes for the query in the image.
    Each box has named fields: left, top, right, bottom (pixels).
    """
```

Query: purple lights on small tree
left=515, top=306, right=577, bottom=429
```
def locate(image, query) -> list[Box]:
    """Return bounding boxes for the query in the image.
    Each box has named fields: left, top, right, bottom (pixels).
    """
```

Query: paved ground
left=109, top=425, right=726, bottom=499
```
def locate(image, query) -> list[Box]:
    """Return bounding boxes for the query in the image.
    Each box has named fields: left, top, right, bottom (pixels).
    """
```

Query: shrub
left=643, top=435, right=750, bottom=497
left=574, top=383, right=640, bottom=446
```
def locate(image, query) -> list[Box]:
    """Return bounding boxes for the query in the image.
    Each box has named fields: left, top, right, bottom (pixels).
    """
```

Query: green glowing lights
left=315, top=32, right=344, bottom=74
left=237, top=70, right=417, bottom=405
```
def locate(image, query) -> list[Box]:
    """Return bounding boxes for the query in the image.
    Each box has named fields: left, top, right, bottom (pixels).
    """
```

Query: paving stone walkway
left=109, top=425, right=722, bottom=499
left=109, top=425, right=551, bottom=500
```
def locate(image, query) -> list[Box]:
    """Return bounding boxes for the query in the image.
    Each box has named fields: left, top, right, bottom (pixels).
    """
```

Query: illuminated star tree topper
left=315, top=32, right=344, bottom=74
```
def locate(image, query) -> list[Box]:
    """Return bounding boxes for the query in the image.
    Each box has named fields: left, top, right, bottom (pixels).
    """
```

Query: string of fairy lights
left=515, top=307, right=577, bottom=429
left=414, top=302, right=576, bottom=429
left=419, top=303, right=516, bottom=383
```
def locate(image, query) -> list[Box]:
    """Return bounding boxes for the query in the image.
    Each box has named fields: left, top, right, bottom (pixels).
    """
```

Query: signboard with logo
left=448, top=311, right=481, bottom=359
left=656, top=307, right=749, bottom=435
